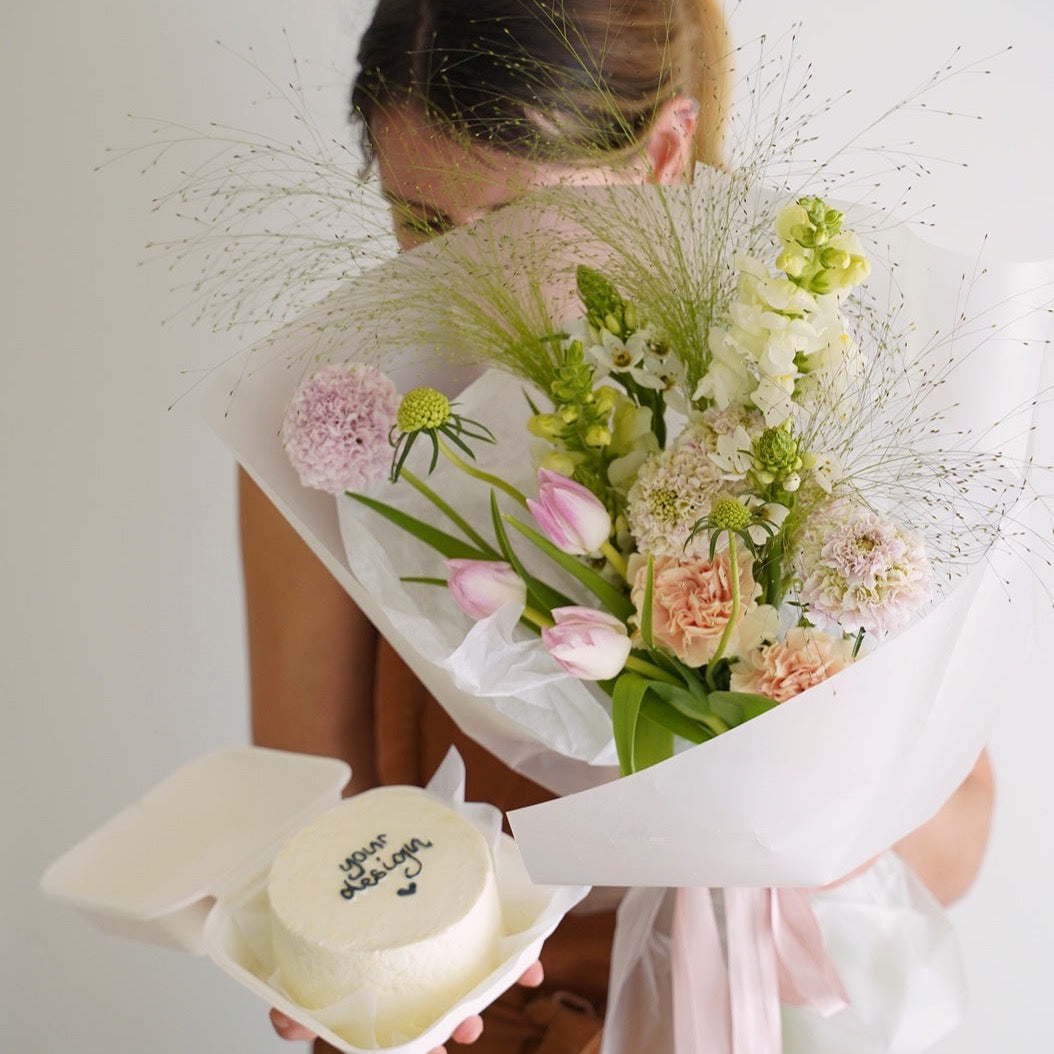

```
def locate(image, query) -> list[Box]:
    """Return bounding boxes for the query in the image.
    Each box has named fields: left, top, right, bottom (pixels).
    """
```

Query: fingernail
left=273, top=1012, right=291, bottom=1031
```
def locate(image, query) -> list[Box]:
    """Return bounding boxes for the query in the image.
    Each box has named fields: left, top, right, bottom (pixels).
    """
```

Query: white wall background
left=3, top=2, right=1051, bottom=1052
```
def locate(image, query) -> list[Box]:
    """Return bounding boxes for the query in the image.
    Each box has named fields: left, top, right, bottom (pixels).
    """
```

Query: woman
left=243, top=2, right=993, bottom=1051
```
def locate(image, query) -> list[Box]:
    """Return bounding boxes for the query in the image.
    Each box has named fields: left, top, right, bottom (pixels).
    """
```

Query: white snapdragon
left=695, top=329, right=756, bottom=408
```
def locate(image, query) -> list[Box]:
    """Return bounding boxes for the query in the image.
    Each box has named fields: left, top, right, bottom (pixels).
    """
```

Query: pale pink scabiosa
left=731, top=627, right=856, bottom=702
left=626, top=423, right=736, bottom=558
left=796, top=500, right=934, bottom=639
left=283, top=363, right=399, bottom=494
left=542, top=607, right=632, bottom=681
left=445, top=559, right=526, bottom=621
left=630, top=551, right=779, bottom=668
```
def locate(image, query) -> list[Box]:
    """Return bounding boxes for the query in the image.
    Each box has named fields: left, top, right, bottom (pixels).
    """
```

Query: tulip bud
left=541, top=606, right=632, bottom=680
left=445, top=559, right=526, bottom=620
left=527, top=469, right=612, bottom=555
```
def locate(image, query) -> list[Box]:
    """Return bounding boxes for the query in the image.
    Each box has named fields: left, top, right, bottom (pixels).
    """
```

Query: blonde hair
left=352, top=0, right=731, bottom=167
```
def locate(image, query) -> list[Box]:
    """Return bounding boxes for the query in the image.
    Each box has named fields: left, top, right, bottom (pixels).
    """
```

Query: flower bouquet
left=207, top=167, right=1050, bottom=1052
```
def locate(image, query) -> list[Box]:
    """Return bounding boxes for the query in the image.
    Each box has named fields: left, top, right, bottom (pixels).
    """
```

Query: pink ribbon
left=671, top=887, right=849, bottom=1053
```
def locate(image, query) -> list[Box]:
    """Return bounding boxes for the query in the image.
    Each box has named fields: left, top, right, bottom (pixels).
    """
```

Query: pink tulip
left=542, top=606, right=632, bottom=680
left=445, top=559, right=526, bottom=620
left=527, top=469, right=612, bottom=555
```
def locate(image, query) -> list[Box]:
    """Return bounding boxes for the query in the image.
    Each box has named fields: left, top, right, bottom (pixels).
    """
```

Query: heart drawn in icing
left=396, top=882, right=417, bottom=897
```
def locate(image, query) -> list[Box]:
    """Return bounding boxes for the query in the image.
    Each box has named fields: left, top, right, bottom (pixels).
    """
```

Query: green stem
left=438, top=439, right=528, bottom=507
left=625, top=654, right=683, bottom=686
left=520, top=604, right=554, bottom=629
left=600, top=541, right=628, bottom=580
left=401, top=469, right=497, bottom=555
left=709, top=533, right=741, bottom=669
left=762, top=532, right=786, bottom=608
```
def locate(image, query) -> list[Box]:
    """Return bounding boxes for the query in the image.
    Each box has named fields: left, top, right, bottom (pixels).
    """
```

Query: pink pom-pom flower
left=282, top=363, right=400, bottom=494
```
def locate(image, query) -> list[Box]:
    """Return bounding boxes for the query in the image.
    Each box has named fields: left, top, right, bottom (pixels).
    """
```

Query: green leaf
left=632, top=708, right=675, bottom=773
left=347, top=493, right=490, bottom=561
left=648, top=680, right=713, bottom=723
left=611, top=673, right=673, bottom=775
left=707, top=690, right=780, bottom=727
left=611, top=673, right=649, bottom=775
left=401, top=470, right=499, bottom=557
left=504, top=516, right=635, bottom=621
left=638, top=697, right=711, bottom=745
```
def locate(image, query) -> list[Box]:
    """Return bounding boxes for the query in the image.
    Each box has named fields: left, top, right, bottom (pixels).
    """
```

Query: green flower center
left=710, top=498, right=752, bottom=532
left=397, top=388, right=451, bottom=433
left=650, top=486, right=681, bottom=526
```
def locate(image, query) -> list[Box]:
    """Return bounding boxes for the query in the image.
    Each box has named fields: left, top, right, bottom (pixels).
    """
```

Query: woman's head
left=352, top=0, right=731, bottom=244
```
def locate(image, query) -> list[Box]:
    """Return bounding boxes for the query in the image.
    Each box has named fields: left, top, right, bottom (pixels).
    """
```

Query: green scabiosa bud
left=709, top=497, right=753, bottom=533
left=397, top=388, right=451, bottom=433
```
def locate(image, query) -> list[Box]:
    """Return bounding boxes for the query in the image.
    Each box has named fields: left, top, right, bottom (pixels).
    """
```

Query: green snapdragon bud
left=576, top=265, right=624, bottom=326
left=584, top=424, right=612, bottom=448
left=527, top=413, right=566, bottom=439
left=775, top=195, right=867, bottom=294
left=575, top=264, right=645, bottom=340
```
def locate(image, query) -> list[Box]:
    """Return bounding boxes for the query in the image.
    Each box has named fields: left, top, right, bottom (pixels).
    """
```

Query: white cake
left=267, top=785, right=503, bottom=1045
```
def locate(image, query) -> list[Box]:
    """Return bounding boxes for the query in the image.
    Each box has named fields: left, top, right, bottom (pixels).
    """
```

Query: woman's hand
left=822, top=750, right=994, bottom=905
left=268, top=963, right=545, bottom=1053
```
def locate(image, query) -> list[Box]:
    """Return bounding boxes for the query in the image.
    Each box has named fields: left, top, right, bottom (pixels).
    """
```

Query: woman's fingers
left=270, top=1008, right=318, bottom=1041
left=427, top=1013, right=485, bottom=1052
left=450, top=1015, right=485, bottom=1044
left=271, top=965, right=540, bottom=1049
left=518, top=961, right=544, bottom=988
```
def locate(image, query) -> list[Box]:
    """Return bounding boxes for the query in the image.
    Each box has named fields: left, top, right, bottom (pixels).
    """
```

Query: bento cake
left=267, top=785, right=502, bottom=1045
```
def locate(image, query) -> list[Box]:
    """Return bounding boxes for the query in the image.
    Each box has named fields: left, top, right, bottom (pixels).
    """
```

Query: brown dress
left=368, top=639, right=615, bottom=1054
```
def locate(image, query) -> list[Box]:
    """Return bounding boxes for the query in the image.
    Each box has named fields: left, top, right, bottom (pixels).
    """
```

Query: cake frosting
left=267, top=785, right=503, bottom=1045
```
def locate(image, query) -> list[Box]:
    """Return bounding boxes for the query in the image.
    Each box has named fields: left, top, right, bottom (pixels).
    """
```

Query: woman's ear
left=644, top=96, right=699, bottom=184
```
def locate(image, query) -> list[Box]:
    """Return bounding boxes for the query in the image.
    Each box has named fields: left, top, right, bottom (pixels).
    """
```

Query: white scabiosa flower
left=795, top=499, right=934, bottom=639
left=626, top=423, right=733, bottom=558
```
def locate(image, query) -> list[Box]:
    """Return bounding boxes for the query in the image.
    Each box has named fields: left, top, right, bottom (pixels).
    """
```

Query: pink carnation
left=731, top=627, right=855, bottom=702
left=631, top=551, right=774, bottom=667
left=282, top=363, right=399, bottom=494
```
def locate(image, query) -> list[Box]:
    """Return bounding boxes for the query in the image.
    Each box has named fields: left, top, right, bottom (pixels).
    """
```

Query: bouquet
left=227, top=173, right=1050, bottom=1053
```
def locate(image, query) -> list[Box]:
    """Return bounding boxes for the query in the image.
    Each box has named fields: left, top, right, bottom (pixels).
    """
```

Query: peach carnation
left=630, top=551, right=778, bottom=668
left=731, top=627, right=855, bottom=702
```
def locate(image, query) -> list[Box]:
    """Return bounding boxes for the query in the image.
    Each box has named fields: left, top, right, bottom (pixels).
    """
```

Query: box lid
left=40, top=746, right=350, bottom=952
